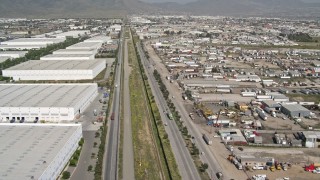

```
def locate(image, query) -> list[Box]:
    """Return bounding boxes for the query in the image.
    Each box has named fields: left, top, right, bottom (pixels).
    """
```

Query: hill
left=0, top=0, right=319, bottom=18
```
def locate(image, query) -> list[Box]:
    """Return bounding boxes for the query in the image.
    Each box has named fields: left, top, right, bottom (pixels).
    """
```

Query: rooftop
left=0, top=84, right=97, bottom=107
left=53, top=49, right=95, bottom=53
left=281, top=104, right=310, bottom=112
left=1, top=38, right=65, bottom=43
left=0, top=51, right=28, bottom=56
left=40, top=54, right=94, bottom=58
left=0, top=123, right=81, bottom=180
left=66, top=42, right=102, bottom=49
left=5, top=59, right=105, bottom=71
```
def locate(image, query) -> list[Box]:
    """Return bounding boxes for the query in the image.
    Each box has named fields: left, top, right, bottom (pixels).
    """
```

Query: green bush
left=88, top=165, right=93, bottom=171
left=78, top=138, right=84, bottom=146
left=69, top=159, right=77, bottom=167
left=62, top=171, right=71, bottom=179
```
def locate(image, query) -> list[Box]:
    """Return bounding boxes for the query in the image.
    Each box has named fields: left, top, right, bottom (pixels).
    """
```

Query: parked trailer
left=241, top=92, right=256, bottom=97
left=203, top=134, right=212, bottom=145
left=256, top=95, right=272, bottom=99
left=217, top=89, right=231, bottom=93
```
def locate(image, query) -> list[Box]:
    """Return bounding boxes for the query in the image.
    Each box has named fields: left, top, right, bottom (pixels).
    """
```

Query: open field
left=128, top=39, right=166, bottom=180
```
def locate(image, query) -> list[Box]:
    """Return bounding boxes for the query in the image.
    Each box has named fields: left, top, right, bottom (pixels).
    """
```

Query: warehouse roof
left=54, top=30, right=90, bottom=37
left=1, top=38, right=65, bottom=43
left=84, top=35, right=111, bottom=43
left=0, top=44, right=46, bottom=49
left=40, top=53, right=93, bottom=58
left=281, top=104, right=310, bottom=112
left=0, top=51, right=28, bottom=56
left=0, top=83, right=97, bottom=107
left=5, top=59, right=105, bottom=70
left=0, top=123, right=81, bottom=180
left=53, top=49, right=95, bottom=53
left=66, top=42, right=102, bottom=48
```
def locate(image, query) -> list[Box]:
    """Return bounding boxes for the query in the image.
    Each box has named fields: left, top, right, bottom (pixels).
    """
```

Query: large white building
left=0, top=51, right=28, bottom=58
left=66, top=42, right=102, bottom=50
left=54, top=30, right=90, bottom=38
left=52, top=49, right=97, bottom=55
left=0, top=38, right=65, bottom=46
left=0, top=123, right=82, bottom=180
left=0, top=44, right=47, bottom=50
left=2, top=59, right=106, bottom=81
left=0, top=83, right=98, bottom=122
left=84, top=35, right=112, bottom=43
left=40, top=54, right=95, bottom=60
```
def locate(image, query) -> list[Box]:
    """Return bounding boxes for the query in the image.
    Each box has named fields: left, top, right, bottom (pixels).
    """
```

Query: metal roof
left=0, top=84, right=97, bottom=107
left=6, top=59, right=105, bottom=70
left=0, top=124, right=81, bottom=180
left=281, top=104, right=310, bottom=112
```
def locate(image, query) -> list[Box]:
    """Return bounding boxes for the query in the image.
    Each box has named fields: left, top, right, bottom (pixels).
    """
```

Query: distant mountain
left=0, top=0, right=319, bottom=18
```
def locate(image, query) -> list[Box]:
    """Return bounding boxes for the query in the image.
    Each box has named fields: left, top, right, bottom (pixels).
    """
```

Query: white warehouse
left=54, top=30, right=90, bottom=38
left=0, top=44, right=47, bottom=50
left=0, top=51, right=28, bottom=58
left=40, top=53, right=95, bottom=60
left=0, top=123, right=82, bottom=180
left=0, top=38, right=65, bottom=46
left=0, top=83, right=98, bottom=122
left=52, top=48, right=97, bottom=55
left=84, top=35, right=111, bottom=43
left=2, top=59, right=106, bottom=81
left=66, top=42, right=102, bottom=50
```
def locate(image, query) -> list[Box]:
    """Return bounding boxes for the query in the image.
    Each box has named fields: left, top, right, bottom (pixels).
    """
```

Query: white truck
left=202, top=134, right=212, bottom=145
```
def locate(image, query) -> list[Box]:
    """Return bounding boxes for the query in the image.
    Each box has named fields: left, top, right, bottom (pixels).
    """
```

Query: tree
left=88, top=165, right=93, bottom=171
left=62, top=171, right=71, bottom=179
left=69, top=159, right=77, bottom=167
left=200, top=163, right=209, bottom=172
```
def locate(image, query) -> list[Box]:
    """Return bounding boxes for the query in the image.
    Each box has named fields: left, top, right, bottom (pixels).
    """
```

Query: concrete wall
left=0, top=85, right=98, bottom=122
left=40, top=125, right=82, bottom=179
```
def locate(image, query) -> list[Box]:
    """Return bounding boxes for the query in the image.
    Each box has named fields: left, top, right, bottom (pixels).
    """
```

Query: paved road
left=143, top=41, right=233, bottom=180
left=122, top=38, right=135, bottom=180
left=104, top=29, right=123, bottom=180
left=136, top=43, right=201, bottom=180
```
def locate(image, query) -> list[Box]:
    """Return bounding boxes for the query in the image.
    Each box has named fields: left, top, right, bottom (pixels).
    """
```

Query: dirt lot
left=261, top=116, right=304, bottom=131
left=237, top=147, right=320, bottom=180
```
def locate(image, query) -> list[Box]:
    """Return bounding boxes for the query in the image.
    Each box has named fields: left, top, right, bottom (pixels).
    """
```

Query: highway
left=141, top=41, right=232, bottom=180
left=136, top=42, right=201, bottom=180
left=103, top=28, right=123, bottom=180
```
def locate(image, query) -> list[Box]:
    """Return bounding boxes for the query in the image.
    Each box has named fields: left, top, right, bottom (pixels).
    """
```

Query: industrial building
left=303, top=131, right=320, bottom=148
left=66, top=42, right=102, bottom=50
left=84, top=35, right=112, bottom=43
left=40, top=54, right=95, bottom=60
left=54, top=30, right=90, bottom=38
left=0, top=38, right=65, bottom=46
left=0, top=123, right=82, bottom=180
left=219, top=129, right=248, bottom=145
left=2, top=59, right=106, bottom=81
left=0, top=44, right=47, bottom=50
left=261, top=100, right=281, bottom=111
left=52, top=49, right=97, bottom=55
left=0, top=51, right=27, bottom=58
left=281, top=104, right=311, bottom=118
left=0, top=83, right=98, bottom=122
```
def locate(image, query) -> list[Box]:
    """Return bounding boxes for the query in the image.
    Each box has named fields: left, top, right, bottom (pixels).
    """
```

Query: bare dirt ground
left=235, top=147, right=320, bottom=180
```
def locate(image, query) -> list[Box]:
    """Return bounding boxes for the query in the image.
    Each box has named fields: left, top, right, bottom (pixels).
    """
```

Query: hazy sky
left=140, top=0, right=198, bottom=4
left=140, top=0, right=320, bottom=4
